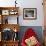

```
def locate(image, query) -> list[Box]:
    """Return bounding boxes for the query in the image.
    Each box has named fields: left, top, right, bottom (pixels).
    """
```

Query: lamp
left=15, top=0, right=17, bottom=7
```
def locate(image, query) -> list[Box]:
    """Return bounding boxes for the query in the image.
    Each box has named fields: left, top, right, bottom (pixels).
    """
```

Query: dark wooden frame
left=23, top=8, right=37, bottom=20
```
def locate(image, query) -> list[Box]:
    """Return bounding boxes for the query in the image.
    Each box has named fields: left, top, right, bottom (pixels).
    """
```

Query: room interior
left=0, top=0, right=45, bottom=46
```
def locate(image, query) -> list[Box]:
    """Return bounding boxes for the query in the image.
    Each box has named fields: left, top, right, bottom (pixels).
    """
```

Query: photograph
left=23, top=8, right=37, bottom=20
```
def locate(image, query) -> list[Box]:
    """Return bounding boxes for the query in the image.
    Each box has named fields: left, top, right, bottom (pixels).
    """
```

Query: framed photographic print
left=9, top=9, right=18, bottom=15
left=23, top=8, right=37, bottom=20
left=2, top=10, right=9, bottom=15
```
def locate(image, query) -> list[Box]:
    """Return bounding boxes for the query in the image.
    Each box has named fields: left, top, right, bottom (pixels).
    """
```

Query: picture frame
left=2, top=10, right=9, bottom=15
left=9, top=10, right=18, bottom=15
left=23, top=8, right=37, bottom=20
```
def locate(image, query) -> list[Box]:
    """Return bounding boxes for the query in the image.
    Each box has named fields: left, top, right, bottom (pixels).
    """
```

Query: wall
left=18, top=0, right=44, bottom=26
left=18, top=26, right=43, bottom=44
left=0, top=0, right=44, bottom=26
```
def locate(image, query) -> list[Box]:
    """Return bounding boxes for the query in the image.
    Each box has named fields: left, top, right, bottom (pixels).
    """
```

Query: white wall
left=0, top=0, right=44, bottom=26
left=17, top=0, right=44, bottom=26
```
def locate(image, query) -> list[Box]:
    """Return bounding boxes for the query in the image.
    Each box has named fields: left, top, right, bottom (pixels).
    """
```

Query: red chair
left=21, top=28, right=41, bottom=46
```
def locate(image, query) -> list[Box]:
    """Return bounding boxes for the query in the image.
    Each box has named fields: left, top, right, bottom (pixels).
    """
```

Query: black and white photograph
left=23, top=8, right=37, bottom=20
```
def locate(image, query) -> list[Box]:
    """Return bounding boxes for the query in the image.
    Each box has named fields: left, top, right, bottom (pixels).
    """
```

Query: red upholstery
left=21, top=28, right=41, bottom=46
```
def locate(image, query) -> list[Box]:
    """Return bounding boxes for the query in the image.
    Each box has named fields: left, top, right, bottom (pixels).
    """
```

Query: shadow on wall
left=18, top=26, right=44, bottom=44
